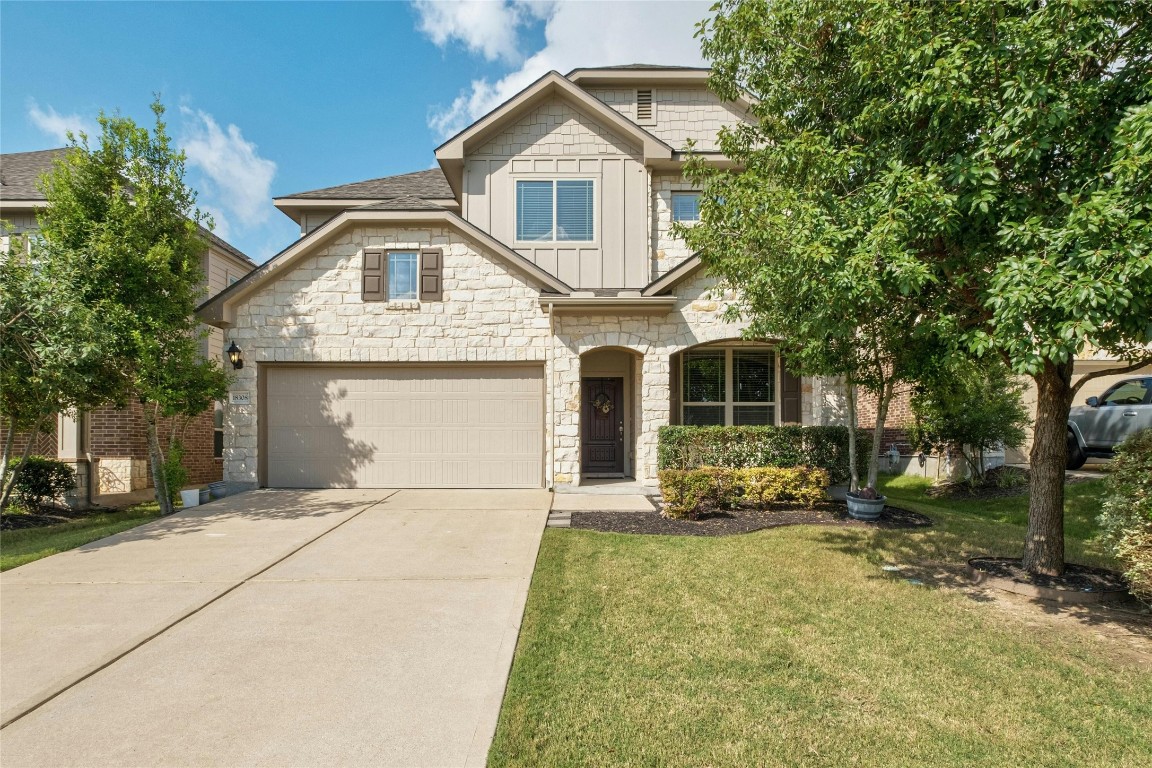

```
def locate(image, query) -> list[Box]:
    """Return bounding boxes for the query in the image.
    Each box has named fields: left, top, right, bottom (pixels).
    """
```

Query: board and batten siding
left=462, top=97, right=650, bottom=290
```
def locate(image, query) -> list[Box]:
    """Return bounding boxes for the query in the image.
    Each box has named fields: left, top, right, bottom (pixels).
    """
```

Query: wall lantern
left=226, top=341, right=244, bottom=370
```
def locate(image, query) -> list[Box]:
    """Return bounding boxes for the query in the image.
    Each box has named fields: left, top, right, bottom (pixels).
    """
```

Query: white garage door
left=264, top=365, right=543, bottom=488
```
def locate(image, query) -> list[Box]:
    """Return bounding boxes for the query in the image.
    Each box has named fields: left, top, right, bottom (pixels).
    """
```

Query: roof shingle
left=0, top=148, right=70, bottom=200
left=279, top=168, right=453, bottom=200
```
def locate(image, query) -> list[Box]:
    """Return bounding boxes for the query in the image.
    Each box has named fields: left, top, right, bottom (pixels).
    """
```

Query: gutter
left=547, top=301, right=555, bottom=490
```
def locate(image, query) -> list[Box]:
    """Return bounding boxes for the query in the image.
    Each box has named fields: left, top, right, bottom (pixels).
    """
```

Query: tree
left=907, top=359, right=1030, bottom=484
left=1, top=230, right=124, bottom=508
left=688, top=0, right=1152, bottom=575
left=35, top=101, right=229, bottom=515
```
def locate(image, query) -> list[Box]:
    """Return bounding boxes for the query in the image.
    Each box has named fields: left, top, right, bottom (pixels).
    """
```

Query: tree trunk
left=845, top=378, right=860, bottom=493
left=144, top=405, right=174, bottom=516
left=0, top=417, right=45, bottom=510
left=0, top=418, right=16, bottom=505
left=867, top=380, right=895, bottom=491
left=1024, top=360, right=1075, bottom=576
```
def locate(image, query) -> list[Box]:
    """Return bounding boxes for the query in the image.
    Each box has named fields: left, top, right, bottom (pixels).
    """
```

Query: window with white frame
left=387, top=251, right=418, bottom=300
left=213, top=402, right=224, bottom=458
left=682, top=347, right=777, bottom=425
left=671, top=191, right=701, bottom=222
left=516, top=179, right=594, bottom=241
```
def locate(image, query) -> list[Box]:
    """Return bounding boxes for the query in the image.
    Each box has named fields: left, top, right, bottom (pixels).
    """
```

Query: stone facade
left=221, top=225, right=554, bottom=488
left=473, top=97, right=639, bottom=158
left=651, top=173, right=702, bottom=277
left=588, top=87, right=752, bottom=151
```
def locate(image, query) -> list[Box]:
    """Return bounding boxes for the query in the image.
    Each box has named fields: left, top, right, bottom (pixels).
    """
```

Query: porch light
left=226, top=341, right=244, bottom=370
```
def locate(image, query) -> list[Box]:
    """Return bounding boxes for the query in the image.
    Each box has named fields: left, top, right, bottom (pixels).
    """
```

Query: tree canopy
left=685, top=0, right=1152, bottom=574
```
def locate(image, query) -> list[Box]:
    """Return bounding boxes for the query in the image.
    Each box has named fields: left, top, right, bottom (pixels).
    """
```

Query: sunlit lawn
left=0, top=502, right=163, bottom=571
left=490, top=477, right=1150, bottom=767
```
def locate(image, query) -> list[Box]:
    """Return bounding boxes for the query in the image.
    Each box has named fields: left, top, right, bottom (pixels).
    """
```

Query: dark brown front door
left=581, top=377, right=625, bottom=475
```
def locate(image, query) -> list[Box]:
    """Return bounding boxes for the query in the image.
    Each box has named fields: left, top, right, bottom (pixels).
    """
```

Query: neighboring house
left=1, top=147, right=257, bottom=504
left=199, top=65, right=853, bottom=491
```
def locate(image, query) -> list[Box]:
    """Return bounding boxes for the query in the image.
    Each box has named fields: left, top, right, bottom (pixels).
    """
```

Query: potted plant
left=846, top=484, right=885, bottom=520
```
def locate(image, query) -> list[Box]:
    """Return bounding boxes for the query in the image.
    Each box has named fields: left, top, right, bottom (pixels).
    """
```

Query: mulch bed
left=571, top=501, right=933, bottom=537
left=1, top=506, right=99, bottom=531
left=968, top=556, right=1129, bottom=595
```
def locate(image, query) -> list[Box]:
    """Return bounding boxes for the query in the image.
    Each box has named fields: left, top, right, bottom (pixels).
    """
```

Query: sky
left=1, top=0, right=711, bottom=263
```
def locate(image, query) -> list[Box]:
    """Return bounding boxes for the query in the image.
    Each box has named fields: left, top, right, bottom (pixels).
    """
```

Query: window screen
left=388, top=252, right=418, bottom=300
left=516, top=179, right=593, bottom=241
left=556, top=180, right=594, bottom=240
left=672, top=192, right=701, bottom=222
left=516, top=181, right=554, bottom=241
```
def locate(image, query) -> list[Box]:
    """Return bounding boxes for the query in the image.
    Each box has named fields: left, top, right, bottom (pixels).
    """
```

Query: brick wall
left=856, top=387, right=915, bottom=451
left=89, top=402, right=221, bottom=488
left=0, top=423, right=59, bottom=460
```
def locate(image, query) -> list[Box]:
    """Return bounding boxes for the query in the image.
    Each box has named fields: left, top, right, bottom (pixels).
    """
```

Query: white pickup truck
left=1066, top=376, right=1152, bottom=469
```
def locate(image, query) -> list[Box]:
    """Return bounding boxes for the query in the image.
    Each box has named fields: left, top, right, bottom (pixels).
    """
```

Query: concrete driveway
left=0, top=489, right=550, bottom=767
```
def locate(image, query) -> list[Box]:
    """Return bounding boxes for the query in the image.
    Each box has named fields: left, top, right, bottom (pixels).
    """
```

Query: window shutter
left=419, top=248, right=443, bottom=301
left=781, top=366, right=802, bottom=424
left=362, top=249, right=385, bottom=301
left=669, top=351, right=682, bottom=425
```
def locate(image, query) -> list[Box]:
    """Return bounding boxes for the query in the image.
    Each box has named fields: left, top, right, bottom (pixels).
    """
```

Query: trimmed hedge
left=1099, top=428, right=1152, bottom=604
left=658, top=465, right=830, bottom=520
left=657, top=425, right=869, bottom=484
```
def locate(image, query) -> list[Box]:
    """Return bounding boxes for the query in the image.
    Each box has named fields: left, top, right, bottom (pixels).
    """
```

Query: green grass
left=1, top=502, right=162, bottom=571
left=490, top=479, right=1150, bottom=767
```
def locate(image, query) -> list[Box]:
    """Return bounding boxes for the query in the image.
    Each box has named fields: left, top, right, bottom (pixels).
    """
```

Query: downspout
left=547, top=302, right=555, bottom=490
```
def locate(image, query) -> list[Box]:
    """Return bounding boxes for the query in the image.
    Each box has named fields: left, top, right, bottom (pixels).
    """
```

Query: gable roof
left=641, top=255, right=705, bottom=296
left=434, top=71, right=674, bottom=197
left=0, top=147, right=70, bottom=201
left=277, top=168, right=453, bottom=201
left=197, top=206, right=573, bottom=326
left=0, top=146, right=255, bottom=268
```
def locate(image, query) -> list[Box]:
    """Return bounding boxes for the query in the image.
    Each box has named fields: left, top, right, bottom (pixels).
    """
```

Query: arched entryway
left=579, top=347, right=643, bottom=478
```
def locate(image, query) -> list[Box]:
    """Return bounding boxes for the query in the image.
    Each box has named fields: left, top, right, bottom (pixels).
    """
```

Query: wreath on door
left=592, top=392, right=614, bottom=415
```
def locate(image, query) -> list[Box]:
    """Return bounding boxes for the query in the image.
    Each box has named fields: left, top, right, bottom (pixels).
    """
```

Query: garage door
left=264, top=365, right=543, bottom=488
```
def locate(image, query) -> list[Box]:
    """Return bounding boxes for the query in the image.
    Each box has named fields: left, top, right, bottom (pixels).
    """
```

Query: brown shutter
left=419, top=248, right=443, bottom=301
left=669, top=351, right=682, bottom=425
left=362, top=249, right=385, bottom=302
left=781, top=364, right=801, bottom=424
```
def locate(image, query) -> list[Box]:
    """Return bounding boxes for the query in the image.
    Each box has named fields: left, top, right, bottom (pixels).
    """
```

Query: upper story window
left=516, top=179, right=595, bottom=242
left=682, top=347, right=777, bottom=426
left=362, top=248, right=442, bottom=303
left=672, top=192, right=701, bottom=222
left=387, top=252, right=418, bottom=300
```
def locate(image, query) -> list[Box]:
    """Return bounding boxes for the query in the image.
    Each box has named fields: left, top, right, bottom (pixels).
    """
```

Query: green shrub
left=657, top=425, right=868, bottom=484
left=6, top=456, right=76, bottom=509
left=659, top=465, right=830, bottom=519
left=162, top=441, right=188, bottom=505
left=1099, top=429, right=1152, bottom=604
left=738, top=466, right=830, bottom=508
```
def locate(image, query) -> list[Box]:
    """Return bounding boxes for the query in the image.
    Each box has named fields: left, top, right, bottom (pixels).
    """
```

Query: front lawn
left=0, top=502, right=162, bottom=571
left=490, top=478, right=1150, bottom=767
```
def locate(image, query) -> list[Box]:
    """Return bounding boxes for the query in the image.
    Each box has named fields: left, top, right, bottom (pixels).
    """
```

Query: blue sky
left=1, top=1, right=710, bottom=262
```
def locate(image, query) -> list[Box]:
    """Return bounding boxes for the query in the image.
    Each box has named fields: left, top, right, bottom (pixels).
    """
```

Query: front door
left=581, top=377, right=625, bottom=476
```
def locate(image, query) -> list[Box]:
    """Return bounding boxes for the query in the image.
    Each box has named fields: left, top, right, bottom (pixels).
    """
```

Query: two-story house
left=198, top=65, right=850, bottom=491
left=1, top=147, right=257, bottom=504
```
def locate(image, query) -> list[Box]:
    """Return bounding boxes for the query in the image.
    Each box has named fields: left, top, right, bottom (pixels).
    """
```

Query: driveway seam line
left=0, top=491, right=396, bottom=731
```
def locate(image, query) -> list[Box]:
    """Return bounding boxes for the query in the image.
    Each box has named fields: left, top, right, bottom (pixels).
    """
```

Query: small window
left=227, top=275, right=239, bottom=286
left=388, top=252, right=418, bottom=300
left=672, top=192, right=701, bottom=222
left=516, top=179, right=594, bottom=242
left=213, top=403, right=224, bottom=459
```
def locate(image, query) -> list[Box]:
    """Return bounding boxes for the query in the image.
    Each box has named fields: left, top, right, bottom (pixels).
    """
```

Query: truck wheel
left=1066, top=430, right=1087, bottom=470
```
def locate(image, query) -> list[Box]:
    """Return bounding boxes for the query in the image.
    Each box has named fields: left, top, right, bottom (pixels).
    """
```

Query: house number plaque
left=229, top=392, right=252, bottom=406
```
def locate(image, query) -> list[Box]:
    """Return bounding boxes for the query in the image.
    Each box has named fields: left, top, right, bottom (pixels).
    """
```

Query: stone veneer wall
left=220, top=226, right=838, bottom=489
left=587, top=87, right=752, bottom=151
left=221, top=225, right=553, bottom=488
left=651, top=173, right=701, bottom=278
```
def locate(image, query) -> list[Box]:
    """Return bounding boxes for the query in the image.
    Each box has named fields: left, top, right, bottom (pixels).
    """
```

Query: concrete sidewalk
left=0, top=489, right=549, bottom=767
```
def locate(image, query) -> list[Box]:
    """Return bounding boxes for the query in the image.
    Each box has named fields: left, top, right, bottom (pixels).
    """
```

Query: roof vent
left=636, top=89, right=655, bottom=125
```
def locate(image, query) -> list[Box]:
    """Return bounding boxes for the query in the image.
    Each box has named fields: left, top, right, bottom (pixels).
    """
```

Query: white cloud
left=421, top=0, right=710, bottom=138
left=413, top=0, right=554, bottom=63
left=179, top=108, right=277, bottom=230
left=27, top=101, right=95, bottom=143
